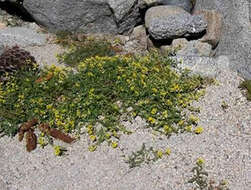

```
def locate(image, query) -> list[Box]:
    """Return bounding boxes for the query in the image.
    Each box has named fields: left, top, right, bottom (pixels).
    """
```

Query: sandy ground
left=0, top=28, right=251, bottom=190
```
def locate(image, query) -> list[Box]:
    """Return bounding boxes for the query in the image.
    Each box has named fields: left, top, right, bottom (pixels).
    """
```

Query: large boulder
left=145, top=6, right=207, bottom=40
left=194, top=10, right=223, bottom=48
left=194, top=0, right=251, bottom=79
left=145, top=5, right=189, bottom=28
left=22, top=0, right=141, bottom=34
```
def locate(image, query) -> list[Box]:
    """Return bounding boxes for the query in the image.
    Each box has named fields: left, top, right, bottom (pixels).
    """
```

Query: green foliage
left=239, top=80, right=251, bottom=101
left=188, top=158, right=230, bottom=190
left=55, top=32, right=116, bottom=67
left=124, top=143, right=170, bottom=168
left=0, top=119, right=18, bottom=137
left=0, top=52, right=207, bottom=149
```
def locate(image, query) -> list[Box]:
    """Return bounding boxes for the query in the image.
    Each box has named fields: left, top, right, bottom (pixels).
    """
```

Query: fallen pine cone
left=39, top=123, right=75, bottom=143
left=35, top=72, right=54, bottom=83
left=18, top=118, right=38, bottom=142
left=26, top=129, right=37, bottom=152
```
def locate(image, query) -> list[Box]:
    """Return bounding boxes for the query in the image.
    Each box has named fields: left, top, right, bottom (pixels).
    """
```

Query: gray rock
left=193, top=10, right=223, bottom=48
left=172, top=38, right=189, bottom=50
left=145, top=6, right=189, bottom=29
left=23, top=0, right=141, bottom=34
left=194, top=0, right=251, bottom=79
left=161, top=39, right=212, bottom=57
left=148, top=13, right=189, bottom=40
left=161, top=0, right=193, bottom=13
left=175, top=40, right=212, bottom=57
left=173, top=56, right=220, bottom=78
left=0, top=179, right=8, bottom=190
left=186, top=15, right=208, bottom=35
left=0, top=43, right=4, bottom=56
left=130, top=25, right=147, bottom=50
left=0, top=27, right=47, bottom=47
left=146, top=6, right=207, bottom=40
left=193, top=41, right=212, bottom=56
left=140, top=0, right=193, bottom=13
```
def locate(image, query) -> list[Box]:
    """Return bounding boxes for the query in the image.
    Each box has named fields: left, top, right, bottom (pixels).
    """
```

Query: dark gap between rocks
left=0, top=2, right=34, bottom=22
left=185, top=30, right=207, bottom=41
left=149, top=35, right=173, bottom=47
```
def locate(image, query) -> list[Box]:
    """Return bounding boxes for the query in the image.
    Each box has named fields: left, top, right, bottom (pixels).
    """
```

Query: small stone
left=172, top=38, right=189, bottom=50
left=130, top=25, right=147, bottom=50
left=0, top=22, right=7, bottom=30
left=166, top=39, right=212, bottom=57
left=160, top=45, right=172, bottom=54
left=193, top=41, right=212, bottom=57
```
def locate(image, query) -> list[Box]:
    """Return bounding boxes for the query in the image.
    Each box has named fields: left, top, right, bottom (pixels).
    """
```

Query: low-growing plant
left=239, top=80, right=251, bottom=101
left=188, top=158, right=230, bottom=190
left=55, top=32, right=117, bottom=67
left=0, top=51, right=208, bottom=152
left=123, top=143, right=171, bottom=168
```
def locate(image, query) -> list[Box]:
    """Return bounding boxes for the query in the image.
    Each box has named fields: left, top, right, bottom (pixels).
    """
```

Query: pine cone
left=0, top=45, right=37, bottom=74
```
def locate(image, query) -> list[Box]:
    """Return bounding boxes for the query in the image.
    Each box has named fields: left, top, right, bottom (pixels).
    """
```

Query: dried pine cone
left=0, top=45, right=37, bottom=74
left=25, top=129, right=37, bottom=152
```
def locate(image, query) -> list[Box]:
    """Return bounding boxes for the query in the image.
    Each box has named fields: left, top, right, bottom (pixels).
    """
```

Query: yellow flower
left=76, top=110, right=81, bottom=117
left=185, top=125, right=193, bottom=132
left=75, top=83, right=80, bottom=88
left=105, top=133, right=111, bottom=139
left=46, top=104, right=53, bottom=109
left=163, top=111, right=168, bottom=118
left=163, top=125, right=172, bottom=134
left=196, top=157, right=205, bottom=166
left=18, top=94, right=24, bottom=99
left=38, top=137, right=47, bottom=148
left=152, top=88, right=158, bottom=93
left=148, top=117, right=156, bottom=124
left=156, top=150, right=163, bottom=158
left=153, top=67, right=160, bottom=72
left=88, top=145, right=97, bottom=152
left=111, top=141, right=118, bottom=148
left=178, top=120, right=185, bottom=126
left=165, top=148, right=171, bottom=155
left=151, top=108, right=157, bottom=115
left=87, top=129, right=93, bottom=135
left=56, top=120, right=63, bottom=126
left=189, top=114, right=199, bottom=124
left=166, top=99, right=172, bottom=106
left=87, top=72, right=94, bottom=77
left=54, top=145, right=62, bottom=156
left=89, top=135, right=96, bottom=142
left=194, top=126, right=204, bottom=134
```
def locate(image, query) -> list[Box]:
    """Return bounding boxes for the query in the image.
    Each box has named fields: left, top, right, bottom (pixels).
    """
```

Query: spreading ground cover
left=0, top=51, right=207, bottom=153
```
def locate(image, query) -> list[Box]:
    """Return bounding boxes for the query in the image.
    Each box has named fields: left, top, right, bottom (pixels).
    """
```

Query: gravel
left=0, top=27, right=250, bottom=190
left=0, top=27, right=47, bottom=47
